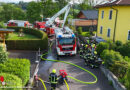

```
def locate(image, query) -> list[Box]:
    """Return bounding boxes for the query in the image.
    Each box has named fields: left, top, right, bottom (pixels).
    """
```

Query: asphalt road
left=8, top=42, right=115, bottom=90
left=34, top=42, right=114, bottom=90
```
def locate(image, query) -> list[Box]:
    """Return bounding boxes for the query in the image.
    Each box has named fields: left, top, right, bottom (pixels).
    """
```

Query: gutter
left=110, top=6, right=118, bottom=42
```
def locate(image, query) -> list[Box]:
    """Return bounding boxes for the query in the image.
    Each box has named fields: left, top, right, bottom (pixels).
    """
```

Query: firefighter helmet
left=52, top=69, right=56, bottom=73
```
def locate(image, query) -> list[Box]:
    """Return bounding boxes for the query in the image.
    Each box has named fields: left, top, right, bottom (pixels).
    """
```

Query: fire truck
left=55, top=27, right=76, bottom=55
left=34, top=21, right=46, bottom=31
left=7, top=20, right=30, bottom=27
left=45, top=1, right=79, bottom=55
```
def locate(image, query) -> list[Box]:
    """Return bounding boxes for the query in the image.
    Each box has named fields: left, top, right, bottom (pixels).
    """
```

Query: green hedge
left=5, top=39, right=47, bottom=50
left=6, top=26, right=48, bottom=50
left=0, top=58, right=30, bottom=86
left=0, top=73, right=22, bottom=90
left=0, top=45, right=8, bottom=63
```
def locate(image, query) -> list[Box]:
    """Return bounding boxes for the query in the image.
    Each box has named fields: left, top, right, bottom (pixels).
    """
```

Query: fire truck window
left=59, top=38, right=75, bottom=45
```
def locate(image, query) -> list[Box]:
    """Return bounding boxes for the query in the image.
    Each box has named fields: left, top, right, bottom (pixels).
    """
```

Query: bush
left=118, top=41, right=130, bottom=57
left=6, top=26, right=48, bottom=50
left=101, top=49, right=123, bottom=68
left=110, top=61, right=128, bottom=78
left=77, top=27, right=82, bottom=35
left=0, top=21, right=6, bottom=28
left=115, top=40, right=123, bottom=47
left=0, top=73, right=22, bottom=90
left=0, top=45, right=8, bottom=63
left=124, top=66, right=130, bottom=90
left=106, top=40, right=116, bottom=50
left=0, top=58, right=30, bottom=86
left=96, top=42, right=109, bottom=56
left=5, top=39, right=47, bottom=50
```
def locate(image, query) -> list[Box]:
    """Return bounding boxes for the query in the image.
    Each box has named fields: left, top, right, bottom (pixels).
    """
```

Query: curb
left=100, top=66, right=127, bottom=90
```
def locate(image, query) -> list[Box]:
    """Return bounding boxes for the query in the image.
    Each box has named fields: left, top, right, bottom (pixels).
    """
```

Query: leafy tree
left=27, top=2, right=42, bottom=23
left=0, top=3, right=26, bottom=22
left=0, top=21, right=6, bottom=28
left=77, top=27, right=82, bottom=34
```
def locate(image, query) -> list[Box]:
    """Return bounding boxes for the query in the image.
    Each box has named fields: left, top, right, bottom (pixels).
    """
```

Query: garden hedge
left=0, top=73, right=22, bottom=90
left=6, top=26, right=48, bottom=50
left=0, top=58, right=30, bottom=86
left=0, top=45, right=8, bottom=63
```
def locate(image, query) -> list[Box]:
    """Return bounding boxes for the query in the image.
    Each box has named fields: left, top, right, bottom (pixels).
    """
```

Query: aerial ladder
left=45, top=1, right=79, bottom=36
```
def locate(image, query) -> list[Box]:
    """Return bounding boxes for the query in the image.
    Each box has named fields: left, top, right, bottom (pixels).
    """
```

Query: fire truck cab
left=55, top=27, right=77, bottom=55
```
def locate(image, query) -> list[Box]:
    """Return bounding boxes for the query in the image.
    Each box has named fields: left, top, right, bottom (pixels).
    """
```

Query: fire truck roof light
left=58, top=35, right=62, bottom=38
left=72, top=34, right=75, bottom=38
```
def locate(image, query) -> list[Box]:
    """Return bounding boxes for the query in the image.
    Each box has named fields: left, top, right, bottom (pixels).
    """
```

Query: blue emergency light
left=58, top=35, right=62, bottom=38
left=72, top=34, right=75, bottom=38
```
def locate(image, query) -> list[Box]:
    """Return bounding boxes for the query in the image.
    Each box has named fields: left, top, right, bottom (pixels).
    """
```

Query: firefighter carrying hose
left=49, top=69, right=58, bottom=90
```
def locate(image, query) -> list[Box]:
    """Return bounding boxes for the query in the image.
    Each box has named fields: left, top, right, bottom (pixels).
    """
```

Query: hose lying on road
left=38, top=77, right=47, bottom=90
left=64, top=79, right=69, bottom=90
left=41, top=42, right=98, bottom=85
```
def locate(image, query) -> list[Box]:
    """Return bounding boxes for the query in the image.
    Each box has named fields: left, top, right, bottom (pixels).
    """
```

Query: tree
left=27, top=2, right=42, bottom=23
left=0, top=3, right=26, bottom=22
left=88, top=0, right=108, bottom=6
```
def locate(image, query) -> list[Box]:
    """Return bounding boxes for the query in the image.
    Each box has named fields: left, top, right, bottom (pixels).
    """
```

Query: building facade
left=95, top=0, right=130, bottom=43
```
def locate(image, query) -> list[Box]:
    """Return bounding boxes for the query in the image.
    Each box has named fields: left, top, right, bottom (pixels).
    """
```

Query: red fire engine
left=7, top=20, right=30, bottom=27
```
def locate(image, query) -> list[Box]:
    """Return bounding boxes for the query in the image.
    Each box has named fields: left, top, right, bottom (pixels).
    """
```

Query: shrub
left=106, top=40, right=116, bottom=50
left=0, top=58, right=30, bottom=86
left=77, top=27, right=82, bottom=34
left=124, top=65, right=130, bottom=90
left=0, top=45, right=8, bottom=63
left=0, top=21, right=6, bottom=28
left=115, top=40, right=123, bottom=47
left=101, top=49, right=123, bottom=68
left=6, top=26, right=48, bottom=50
left=118, top=41, right=130, bottom=57
left=0, top=73, right=22, bottom=90
left=110, top=61, right=128, bottom=78
left=5, top=39, right=48, bottom=50
left=96, top=42, right=109, bottom=56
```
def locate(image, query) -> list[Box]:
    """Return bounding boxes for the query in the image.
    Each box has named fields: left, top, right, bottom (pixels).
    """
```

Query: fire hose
left=39, top=42, right=98, bottom=89
left=38, top=77, right=47, bottom=90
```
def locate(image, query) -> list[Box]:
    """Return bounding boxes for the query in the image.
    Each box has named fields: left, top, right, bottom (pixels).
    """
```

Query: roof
left=95, top=0, right=130, bottom=8
left=78, top=10, right=98, bottom=20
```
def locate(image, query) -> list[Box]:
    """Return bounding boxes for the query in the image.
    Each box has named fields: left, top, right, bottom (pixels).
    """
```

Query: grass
left=80, top=31, right=97, bottom=37
left=6, top=32, right=40, bottom=40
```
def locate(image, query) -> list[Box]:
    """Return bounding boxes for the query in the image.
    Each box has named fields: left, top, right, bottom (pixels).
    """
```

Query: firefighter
left=49, top=69, right=58, bottom=90
left=58, top=70, right=68, bottom=85
left=91, top=43, right=96, bottom=55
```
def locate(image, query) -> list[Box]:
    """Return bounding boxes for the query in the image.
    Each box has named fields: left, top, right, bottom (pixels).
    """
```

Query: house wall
left=97, top=6, right=130, bottom=43
left=75, top=20, right=97, bottom=26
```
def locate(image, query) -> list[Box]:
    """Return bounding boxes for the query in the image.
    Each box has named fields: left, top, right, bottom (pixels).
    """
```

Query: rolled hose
left=41, top=42, right=98, bottom=85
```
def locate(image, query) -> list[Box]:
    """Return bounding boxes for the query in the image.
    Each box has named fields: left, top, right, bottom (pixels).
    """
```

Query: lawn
left=81, top=31, right=97, bottom=37
left=7, top=32, right=40, bottom=40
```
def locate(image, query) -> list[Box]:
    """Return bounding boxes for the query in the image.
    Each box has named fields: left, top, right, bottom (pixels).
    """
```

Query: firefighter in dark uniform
left=49, top=69, right=58, bottom=90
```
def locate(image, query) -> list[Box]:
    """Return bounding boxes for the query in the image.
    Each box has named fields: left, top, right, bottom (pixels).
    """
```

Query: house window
left=100, top=26, right=103, bottom=34
left=107, top=28, right=111, bottom=37
left=101, top=11, right=104, bottom=19
left=109, top=10, right=113, bottom=20
left=128, top=30, right=130, bottom=40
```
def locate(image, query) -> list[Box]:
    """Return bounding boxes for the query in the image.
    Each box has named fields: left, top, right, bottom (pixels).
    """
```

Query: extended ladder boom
left=45, top=1, right=79, bottom=27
